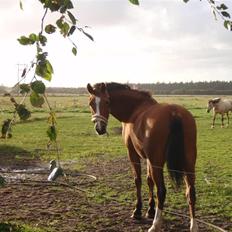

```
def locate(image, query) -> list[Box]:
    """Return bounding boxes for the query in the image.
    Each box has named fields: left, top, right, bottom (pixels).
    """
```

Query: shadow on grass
left=0, top=223, right=23, bottom=232
left=0, top=145, right=41, bottom=168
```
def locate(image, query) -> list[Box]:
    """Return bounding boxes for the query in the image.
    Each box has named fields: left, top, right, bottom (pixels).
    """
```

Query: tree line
left=1, top=81, right=232, bottom=96
left=135, top=81, right=232, bottom=95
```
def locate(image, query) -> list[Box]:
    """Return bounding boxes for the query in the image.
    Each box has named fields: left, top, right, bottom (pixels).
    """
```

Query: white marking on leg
left=190, top=218, right=198, bottom=232
left=148, top=207, right=162, bottom=232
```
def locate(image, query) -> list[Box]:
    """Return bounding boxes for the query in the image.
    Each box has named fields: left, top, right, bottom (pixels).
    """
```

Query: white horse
left=207, top=97, right=232, bottom=128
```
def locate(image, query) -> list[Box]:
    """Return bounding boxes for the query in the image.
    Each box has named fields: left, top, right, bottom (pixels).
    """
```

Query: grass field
left=0, top=95, right=231, bottom=232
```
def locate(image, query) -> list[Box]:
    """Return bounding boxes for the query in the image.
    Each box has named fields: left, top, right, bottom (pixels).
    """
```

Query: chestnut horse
left=87, top=82, right=198, bottom=232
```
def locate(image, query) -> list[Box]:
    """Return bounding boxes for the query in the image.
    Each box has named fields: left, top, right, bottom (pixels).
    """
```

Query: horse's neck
left=109, top=92, right=155, bottom=122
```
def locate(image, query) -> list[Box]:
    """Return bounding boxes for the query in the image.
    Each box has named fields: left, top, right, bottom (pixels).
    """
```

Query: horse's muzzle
left=94, top=121, right=107, bottom=135
left=92, top=114, right=108, bottom=135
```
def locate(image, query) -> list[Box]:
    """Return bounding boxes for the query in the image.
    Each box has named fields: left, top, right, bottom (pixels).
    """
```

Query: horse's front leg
left=211, top=112, right=216, bottom=128
left=127, top=142, right=142, bottom=219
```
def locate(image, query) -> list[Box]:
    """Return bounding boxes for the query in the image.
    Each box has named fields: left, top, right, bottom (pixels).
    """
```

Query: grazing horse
left=207, top=97, right=232, bottom=128
left=87, top=82, right=198, bottom=232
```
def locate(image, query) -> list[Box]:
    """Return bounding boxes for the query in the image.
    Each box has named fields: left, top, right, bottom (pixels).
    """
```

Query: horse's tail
left=166, top=115, right=185, bottom=188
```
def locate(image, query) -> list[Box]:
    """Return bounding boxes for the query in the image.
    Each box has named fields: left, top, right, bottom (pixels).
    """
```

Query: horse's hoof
left=131, top=209, right=142, bottom=220
left=190, top=218, right=198, bottom=232
left=131, top=213, right=142, bottom=220
left=148, top=224, right=162, bottom=232
left=145, top=209, right=155, bottom=219
left=221, top=125, right=224, bottom=128
left=211, top=125, right=214, bottom=129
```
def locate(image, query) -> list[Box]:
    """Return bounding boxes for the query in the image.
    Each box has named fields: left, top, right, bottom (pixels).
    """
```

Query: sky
left=1, top=0, right=232, bottom=88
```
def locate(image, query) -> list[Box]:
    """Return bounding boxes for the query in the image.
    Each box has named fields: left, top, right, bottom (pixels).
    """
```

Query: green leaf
left=72, top=47, right=77, bottom=56
left=21, top=68, right=27, bottom=77
left=46, top=60, right=54, bottom=75
left=217, top=4, right=228, bottom=10
left=31, top=80, right=46, bottom=94
left=183, top=0, right=190, bottom=2
left=43, top=72, right=52, bottom=82
left=47, top=125, right=57, bottom=141
left=16, top=104, right=31, bottom=120
left=19, top=0, right=23, bottom=10
left=221, top=11, right=230, bottom=18
left=61, top=22, right=70, bottom=37
left=35, top=59, right=53, bottom=82
left=39, top=34, right=47, bottom=46
left=19, top=84, right=30, bottom=94
left=48, top=112, right=57, bottom=125
left=17, top=36, right=32, bottom=45
left=56, top=17, right=64, bottom=29
left=82, top=30, right=94, bottom=41
left=37, top=52, right=48, bottom=62
left=224, top=20, right=231, bottom=30
left=45, top=24, right=56, bottom=34
left=29, top=33, right=38, bottom=43
left=129, top=0, right=139, bottom=5
left=30, top=91, right=45, bottom=108
left=68, top=25, right=76, bottom=36
left=64, top=0, right=74, bottom=10
left=67, top=11, right=76, bottom=25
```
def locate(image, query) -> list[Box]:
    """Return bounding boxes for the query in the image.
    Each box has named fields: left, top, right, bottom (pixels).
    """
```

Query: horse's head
left=207, top=100, right=214, bottom=113
left=87, top=83, right=110, bottom=135
left=207, top=98, right=221, bottom=113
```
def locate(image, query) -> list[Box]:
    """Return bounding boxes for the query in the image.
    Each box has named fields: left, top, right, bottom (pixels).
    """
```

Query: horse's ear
left=87, top=83, right=94, bottom=95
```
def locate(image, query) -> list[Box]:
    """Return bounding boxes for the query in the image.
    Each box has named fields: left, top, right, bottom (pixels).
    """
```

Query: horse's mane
left=97, top=82, right=154, bottom=100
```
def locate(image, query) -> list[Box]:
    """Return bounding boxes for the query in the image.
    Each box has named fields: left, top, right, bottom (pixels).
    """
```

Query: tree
left=131, top=0, right=232, bottom=30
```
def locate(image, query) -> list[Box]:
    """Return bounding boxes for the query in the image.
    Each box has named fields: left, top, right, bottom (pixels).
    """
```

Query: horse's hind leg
left=226, top=112, right=229, bottom=127
left=146, top=162, right=156, bottom=218
left=221, top=114, right=225, bottom=128
left=148, top=167, right=166, bottom=232
left=185, top=174, right=198, bottom=232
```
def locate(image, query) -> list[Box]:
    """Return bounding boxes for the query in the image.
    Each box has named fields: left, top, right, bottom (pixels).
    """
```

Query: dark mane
left=106, top=82, right=154, bottom=99
left=93, top=82, right=155, bottom=102
left=106, top=82, right=131, bottom=91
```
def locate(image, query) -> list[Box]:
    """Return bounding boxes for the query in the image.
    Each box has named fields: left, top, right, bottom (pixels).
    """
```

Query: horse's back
left=215, top=99, right=232, bottom=113
left=123, top=103, right=196, bottom=161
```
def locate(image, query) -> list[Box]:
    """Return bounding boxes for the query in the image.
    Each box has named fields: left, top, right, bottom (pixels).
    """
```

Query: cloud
left=0, top=0, right=232, bottom=87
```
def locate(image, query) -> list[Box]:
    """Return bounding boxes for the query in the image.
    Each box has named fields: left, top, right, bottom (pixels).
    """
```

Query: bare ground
left=0, top=153, right=230, bottom=232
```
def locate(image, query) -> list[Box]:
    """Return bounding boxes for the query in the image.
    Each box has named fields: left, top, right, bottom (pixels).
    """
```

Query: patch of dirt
left=0, top=154, right=230, bottom=232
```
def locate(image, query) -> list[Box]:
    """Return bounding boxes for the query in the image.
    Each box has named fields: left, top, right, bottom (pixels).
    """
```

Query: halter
left=91, top=114, right=108, bottom=125
left=90, top=84, right=110, bottom=126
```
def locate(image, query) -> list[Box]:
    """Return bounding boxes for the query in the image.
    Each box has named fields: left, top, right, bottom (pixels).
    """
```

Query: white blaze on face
left=95, top=96, right=102, bottom=129
left=95, top=96, right=101, bottom=116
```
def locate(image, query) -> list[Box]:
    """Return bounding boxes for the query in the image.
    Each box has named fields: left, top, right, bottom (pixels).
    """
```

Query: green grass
left=0, top=95, right=231, bottom=231
left=0, top=223, right=48, bottom=232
